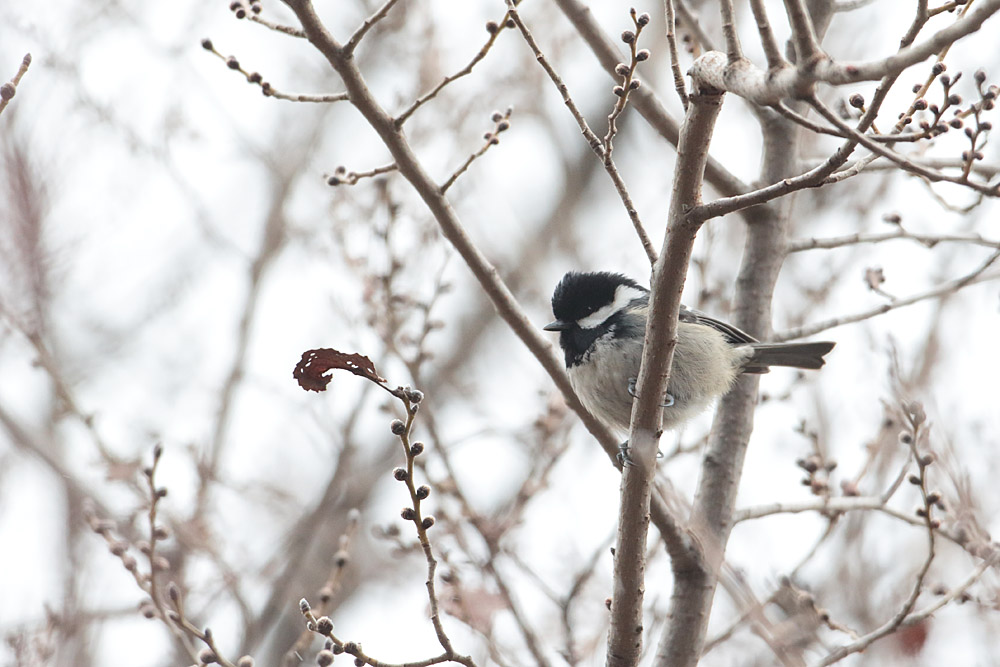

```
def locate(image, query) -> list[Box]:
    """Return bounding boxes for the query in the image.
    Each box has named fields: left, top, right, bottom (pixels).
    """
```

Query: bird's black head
left=544, top=271, right=648, bottom=366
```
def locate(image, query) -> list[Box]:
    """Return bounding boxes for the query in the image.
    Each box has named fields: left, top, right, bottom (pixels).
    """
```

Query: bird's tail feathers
left=743, top=341, right=835, bottom=373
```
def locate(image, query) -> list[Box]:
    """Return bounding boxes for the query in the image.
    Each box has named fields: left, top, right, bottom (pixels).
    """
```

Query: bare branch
left=395, top=10, right=513, bottom=126
left=776, top=248, right=1000, bottom=341
left=787, top=227, right=1000, bottom=252
left=663, top=0, right=690, bottom=110
left=610, top=86, right=726, bottom=667
left=505, top=2, right=658, bottom=265
left=750, top=0, right=785, bottom=70
left=280, top=511, right=361, bottom=667
left=603, top=9, right=652, bottom=157
left=277, top=0, right=631, bottom=487
left=440, top=111, right=511, bottom=193
left=682, top=0, right=1000, bottom=104
left=809, top=95, right=999, bottom=196
left=248, top=14, right=306, bottom=37
left=0, top=53, right=31, bottom=117
left=201, top=40, right=349, bottom=103
left=344, top=0, right=402, bottom=54
left=325, top=162, right=398, bottom=186
left=771, top=101, right=845, bottom=138
left=718, top=0, right=743, bottom=62
left=552, top=0, right=749, bottom=198
left=674, top=0, right=717, bottom=53
left=815, top=408, right=938, bottom=665
left=783, top=0, right=823, bottom=64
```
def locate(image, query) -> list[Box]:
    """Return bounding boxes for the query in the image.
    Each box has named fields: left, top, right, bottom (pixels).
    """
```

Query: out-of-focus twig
left=776, top=248, right=1000, bottom=341
left=505, top=2, right=657, bottom=266
left=0, top=53, right=31, bottom=117
left=663, top=0, right=689, bottom=110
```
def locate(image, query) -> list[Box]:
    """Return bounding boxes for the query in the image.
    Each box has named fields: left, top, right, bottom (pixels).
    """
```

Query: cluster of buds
left=299, top=598, right=371, bottom=665
left=898, top=64, right=997, bottom=153
left=796, top=454, right=837, bottom=496
left=909, top=65, right=968, bottom=136
left=485, top=13, right=516, bottom=35
left=228, top=0, right=262, bottom=19
left=385, top=388, right=436, bottom=532
left=961, top=69, right=996, bottom=169
left=200, top=39, right=275, bottom=97
left=484, top=107, right=513, bottom=146
left=612, top=9, right=651, bottom=100
left=900, top=401, right=946, bottom=529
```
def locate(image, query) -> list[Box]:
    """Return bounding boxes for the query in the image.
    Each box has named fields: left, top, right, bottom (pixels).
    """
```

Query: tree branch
left=663, top=0, right=689, bottom=110
left=609, top=82, right=725, bottom=667
left=505, top=2, right=657, bottom=265
left=776, top=248, right=1000, bottom=341
left=277, top=3, right=691, bottom=595
left=552, top=0, right=749, bottom=198
left=750, top=0, right=785, bottom=70
left=783, top=0, right=823, bottom=64
left=681, top=0, right=1000, bottom=104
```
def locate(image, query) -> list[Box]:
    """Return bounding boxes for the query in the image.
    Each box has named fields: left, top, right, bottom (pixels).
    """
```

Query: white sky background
left=1, top=1, right=1000, bottom=665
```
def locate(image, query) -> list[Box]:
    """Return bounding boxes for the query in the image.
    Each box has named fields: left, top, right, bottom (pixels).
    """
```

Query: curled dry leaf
left=864, top=266, right=886, bottom=291
left=293, top=348, right=386, bottom=392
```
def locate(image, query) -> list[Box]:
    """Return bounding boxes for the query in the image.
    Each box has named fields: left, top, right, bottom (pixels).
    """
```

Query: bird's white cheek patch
left=577, top=285, right=646, bottom=329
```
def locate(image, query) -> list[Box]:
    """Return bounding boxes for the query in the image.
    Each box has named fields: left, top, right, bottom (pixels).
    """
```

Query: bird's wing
left=678, top=305, right=759, bottom=345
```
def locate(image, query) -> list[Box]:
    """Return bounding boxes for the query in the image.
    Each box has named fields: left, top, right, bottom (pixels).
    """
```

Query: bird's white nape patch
left=577, top=284, right=646, bottom=329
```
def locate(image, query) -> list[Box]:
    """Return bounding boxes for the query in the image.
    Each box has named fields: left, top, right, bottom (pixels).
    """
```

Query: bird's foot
left=617, top=441, right=635, bottom=468
left=617, top=440, right=664, bottom=467
left=627, top=378, right=675, bottom=407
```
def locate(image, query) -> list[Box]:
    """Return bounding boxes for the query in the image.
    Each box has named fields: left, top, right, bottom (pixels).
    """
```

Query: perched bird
left=544, top=271, right=834, bottom=437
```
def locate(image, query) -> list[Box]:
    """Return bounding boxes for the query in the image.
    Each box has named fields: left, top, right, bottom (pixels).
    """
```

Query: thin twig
left=326, top=162, right=399, bottom=186
left=603, top=9, right=651, bottom=156
left=778, top=248, right=1000, bottom=341
left=674, top=0, right=716, bottom=53
left=505, top=2, right=658, bottom=265
left=202, top=40, right=349, bottom=102
left=787, top=228, right=1000, bottom=252
left=814, top=408, right=938, bottom=666
left=551, top=0, right=749, bottom=198
left=280, top=510, right=361, bottom=667
left=809, top=95, right=999, bottom=196
left=663, top=0, right=689, bottom=110
left=0, top=53, right=31, bottom=117
left=930, top=0, right=976, bottom=17
left=419, top=410, right=557, bottom=667
left=771, top=101, right=845, bottom=138
left=903, top=548, right=999, bottom=622
left=749, top=0, right=784, bottom=69
left=718, top=0, right=743, bottom=61
left=396, top=8, right=514, bottom=127
left=248, top=14, right=306, bottom=37
left=784, top=0, right=823, bottom=64
left=440, top=111, right=511, bottom=193
left=344, top=0, right=403, bottom=54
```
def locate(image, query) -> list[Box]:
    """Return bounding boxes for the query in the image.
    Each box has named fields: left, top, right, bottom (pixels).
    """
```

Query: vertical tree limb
left=608, top=85, right=725, bottom=667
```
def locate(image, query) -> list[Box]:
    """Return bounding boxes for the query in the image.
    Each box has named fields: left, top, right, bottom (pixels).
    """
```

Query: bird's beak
left=543, top=320, right=570, bottom=332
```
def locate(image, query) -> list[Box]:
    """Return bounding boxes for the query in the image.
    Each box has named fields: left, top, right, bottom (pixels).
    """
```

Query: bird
left=544, top=271, right=834, bottom=441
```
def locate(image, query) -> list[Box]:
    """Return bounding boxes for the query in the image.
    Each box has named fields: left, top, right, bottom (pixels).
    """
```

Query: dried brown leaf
left=293, top=348, right=386, bottom=392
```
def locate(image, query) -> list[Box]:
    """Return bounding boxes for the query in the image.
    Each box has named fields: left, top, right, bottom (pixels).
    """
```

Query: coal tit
left=544, top=271, right=835, bottom=435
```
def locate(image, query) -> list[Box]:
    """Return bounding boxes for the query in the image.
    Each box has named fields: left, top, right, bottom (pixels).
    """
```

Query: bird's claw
left=617, top=441, right=663, bottom=467
left=617, top=442, right=635, bottom=467
left=627, top=378, right=675, bottom=407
